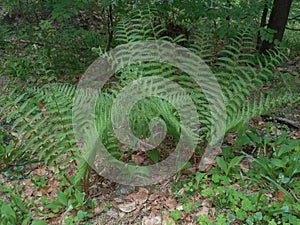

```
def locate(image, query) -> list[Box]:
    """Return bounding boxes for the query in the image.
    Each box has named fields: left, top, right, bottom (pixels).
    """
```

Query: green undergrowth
left=170, top=124, right=300, bottom=225
left=0, top=2, right=299, bottom=225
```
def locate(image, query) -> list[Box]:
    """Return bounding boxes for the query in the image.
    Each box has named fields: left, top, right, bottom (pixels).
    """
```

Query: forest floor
left=1, top=107, right=299, bottom=224
left=0, top=7, right=299, bottom=224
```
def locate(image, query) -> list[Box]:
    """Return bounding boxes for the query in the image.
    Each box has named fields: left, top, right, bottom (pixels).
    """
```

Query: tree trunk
left=258, top=0, right=293, bottom=53
left=257, top=3, right=269, bottom=50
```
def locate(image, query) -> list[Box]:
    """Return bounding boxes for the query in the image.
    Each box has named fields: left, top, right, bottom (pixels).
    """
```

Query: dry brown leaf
left=125, top=188, right=149, bottom=203
left=149, top=193, right=159, bottom=201
left=142, top=216, right=161, bottom=225
left=165, top=198, right=177, bottom=211
left=196, top=198, right=213, bottom=216
left=132, top=190, right=149, bottom=205
left=202, top=198, right=213, bottom=208
left=131, top=154, right=145, bottom=165
left=117, top=201, right=136, bottom=213
left=94, top=206, right=104, bottom=215
left=22, top=179, right=34, bottom=196
left=181, top=167, right=196, bottom=175
left=196, top=206, right=210, bottom=216
left=239, top=157, right=252, bottom=174
left=33, top=168, right=47, bottom=176
left=275, top=189, right=286, bottom=203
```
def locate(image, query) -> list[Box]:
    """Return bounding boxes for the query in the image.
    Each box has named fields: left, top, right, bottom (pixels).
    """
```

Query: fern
left=0, top=6, right=298, bottom=185
left=0, top=82, right=77, bottom=176
left=105, top=7, right=298, bottom=160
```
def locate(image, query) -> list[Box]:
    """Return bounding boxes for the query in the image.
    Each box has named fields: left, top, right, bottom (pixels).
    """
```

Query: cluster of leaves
left=0, top=183, right=95, bottom=225
left=170, top=124, right=299, bottom=224
left=1, top=3, right=106, bottom=83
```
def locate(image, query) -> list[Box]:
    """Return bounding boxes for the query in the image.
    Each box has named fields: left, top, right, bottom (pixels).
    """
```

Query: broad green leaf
left=57, top=190, right=68, bottom=206
left=216, top=157, right=228, bottom=175
left=246, top=132, right=262, bottom=144
left=147, top=150, right=159, bottom=164
left=1, top=203, right=17, bottom=223
left=271, top=159, right=286, bottom=168
left=229, top=156, right=243, bottom=169
left=31, top=219, right=48, bottom=225
left=11, top=194, right=29, bottom=214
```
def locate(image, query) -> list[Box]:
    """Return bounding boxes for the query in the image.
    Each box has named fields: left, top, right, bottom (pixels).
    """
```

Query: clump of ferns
left=0, top=82, right=78, bottom=182
left=0, top=6, right=298, bottom=192
left=105, top=7, right=299, bottom=155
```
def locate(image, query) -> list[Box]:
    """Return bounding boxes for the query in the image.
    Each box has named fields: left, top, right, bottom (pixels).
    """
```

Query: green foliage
left=50, top=0, right=93, bottom=22
left=0, top=1, right=299, bottom=223
left=200, top=184, right=300, bottom=224
left=235, top=124, right=300, bottom=188
left=169, top=209, right=181, bottom=221
left=0, top=192, right=34, bottom=225
left=259, top=27, right=278, bottom=43
left=181, top=172, right=207, bottom=195
left=216, top=155, right=243, bottom=177
left=1, top=4, right=298, bottom=183
left=46, top=187, right=90, bottom=212
left=0, top=83, right=77, bottom=177
left=110, top=6, right=298, bottom=159
left=1, top=203, right=17, bottom=225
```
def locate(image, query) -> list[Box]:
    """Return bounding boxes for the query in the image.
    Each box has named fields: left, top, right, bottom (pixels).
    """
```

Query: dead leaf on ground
left=275, top=189, right=286, bottom=203
left=196, top=198, right=213, bottom=216
left=117, top=201, right=136, bottom=213
left=131, top=154, right=145, bottom=165
left=126, top=188, right=149, bottom=205
left=23, top=179, right=34, bottom=197
left=165, top=198, right=177, bottom=211
left=142, top=216, right=161, bottom=225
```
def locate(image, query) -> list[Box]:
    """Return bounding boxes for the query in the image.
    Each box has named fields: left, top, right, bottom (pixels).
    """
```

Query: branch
left=286, top=27, right=300, bottom=31
left=273, top=116, right=300, bottom=129
left=288, top=15, right=300, bottom=20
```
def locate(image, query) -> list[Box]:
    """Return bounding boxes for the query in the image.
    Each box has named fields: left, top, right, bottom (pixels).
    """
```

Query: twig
left=288, top=15, right=300, bottom=20
left=273, top=116, right=300, bottom=129
left=106, top=4, right=114, bottom=51
left=286, top=27, right=300, bottom=31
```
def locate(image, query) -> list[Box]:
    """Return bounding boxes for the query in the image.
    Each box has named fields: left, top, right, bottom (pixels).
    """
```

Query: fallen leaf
left=142, top=216, right=161, bottom=225
left=117, top=201, right=136, bottom=213
left=131, top=154, right=145, bottom=165
left=275, top=189, right=286, bottom=203
left=94, top=206, right=103, bottom=215
left=22, top=179, right=34, bottom=196
left=196, top=198, right=213, bottom=216
left=131, top=189, right=149, bottom=205
left=165, top=198, right=177, bottom=210
left=33, top=168, right=47, bottom=176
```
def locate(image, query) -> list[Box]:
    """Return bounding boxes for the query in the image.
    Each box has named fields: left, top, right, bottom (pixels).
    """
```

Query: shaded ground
left=1, top=109, right=299, bottom=224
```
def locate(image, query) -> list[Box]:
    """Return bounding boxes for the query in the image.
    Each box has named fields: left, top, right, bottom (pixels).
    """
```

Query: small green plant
left=46, top=187, right=91, bottom=214
left=0, top=193, right=34, bottom=225
left=182, top=202, right=194, bottom=213
left=31, top=176, right=47, bottom=189
left=182, top=172, right=207, bottom=195
left=197, top=215, right=212, bottom=225
left=169, top=209, right=181, bottom=222
left=216, top=155, right=243, bottom=177
left=0, top=202, right=17, bottom=225
left=237, top=125, right=300, bottom=203
left=104, top=202, right=112, bottom=212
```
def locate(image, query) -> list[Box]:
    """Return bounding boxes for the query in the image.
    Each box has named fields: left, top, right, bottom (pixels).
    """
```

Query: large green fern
left=0, top=6, right=298, bottom=186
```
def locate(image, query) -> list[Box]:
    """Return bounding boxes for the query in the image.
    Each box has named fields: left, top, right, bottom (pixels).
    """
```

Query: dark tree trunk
left=256, top=3, right=269, bottom=50
left=258, top=0, right=293, bottom=53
